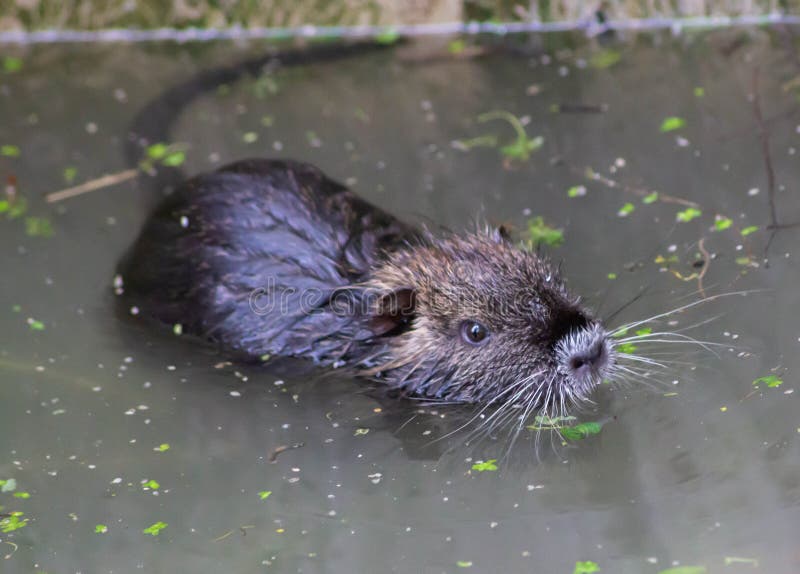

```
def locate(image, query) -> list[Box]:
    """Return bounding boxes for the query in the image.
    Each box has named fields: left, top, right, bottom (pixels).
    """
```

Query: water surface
left=1, top=28, right=799, bottom=574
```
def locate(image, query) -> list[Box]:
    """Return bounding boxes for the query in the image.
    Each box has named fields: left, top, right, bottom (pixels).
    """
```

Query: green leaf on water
left=155, top=443, right=170, bottom=452
left=25, top=217, right=54, bottom=238
left=28, top=318, right=45, bottom=331
left=657, top=567, right=706, bottom=574
left=375, top=28, right=400, bottom=45
left=526, top=216, right=563, bottom=248
left=753, top=375, right=782, bottom=388
left=635, top=327, right=652, bottom=336
left=63, top=166, right=78, bottom=184
left=693, top=87, right=705, bottom=97
left=13, top=492, right=30, bottom=499
left=660, top=117, right=686, bottom=132
left=589, top=49, right=621, bottom=69
left=162, top=151, right=186, bottom=167
left=478, top=110, right=543, bottom=162
left=146, top=143, right=168, bottom=160
left=676, top=207, right=702, bottom=222
left=500, top=135, right=543, bottom=161
left=735, top=256, right=753, bottom=266
left=448, top=40, right=466, bottom=54
left=561, top=422, right=603, bottom=441
left=567, top=185, right=587, bottom=198
left=642, top=192, right=659, bottom=204
left=1, top=478, right=17, bottom=492
left=242, top=132, right=258, bottom=144
left=607, top=273, right=617, bottom=280
left=573, top=560, right=600, bottom=574
left=143, top=521, right=167, bottom=536
left=95, top=524, right=108, bottom=534
left=0, top=512, right=28, bottom=533
left=471, top=459, right=498, bottom=472
left=617, top=342, right=637, bottom=354
left=6, top=196, right=27, bottom=219
left=258, top=490, right=272, bottom=500
left=713, top=216, right=733, bottom=231
left=617, top=202, right=635, bottom=217
left=145, top=143, right=185, bottom=167
left=1, top=144, right=20, bottom=157
left=741, top=225, right=759, bottom=236
left=456, top=561, right=473, bottom=568
left=142, top=479, right=160, bottom=490
left=2, top=56, right=23, bottom=73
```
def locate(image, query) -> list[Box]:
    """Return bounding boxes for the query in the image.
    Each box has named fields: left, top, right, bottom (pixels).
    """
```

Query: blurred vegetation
left=0, top=0, right=797, bottom=31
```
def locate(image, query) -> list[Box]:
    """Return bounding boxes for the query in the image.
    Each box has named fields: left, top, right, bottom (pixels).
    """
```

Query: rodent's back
left=117, top=159, right=415, bottom=362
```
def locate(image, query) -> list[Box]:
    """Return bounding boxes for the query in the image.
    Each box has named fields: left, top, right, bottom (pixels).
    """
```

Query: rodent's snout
left=557, top=324, right=612, bottom=384
left=567, top=338, right=607, bottom=379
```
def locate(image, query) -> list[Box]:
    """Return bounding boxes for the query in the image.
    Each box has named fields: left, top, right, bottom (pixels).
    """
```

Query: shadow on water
left=1, top=26, right=800, bottom=573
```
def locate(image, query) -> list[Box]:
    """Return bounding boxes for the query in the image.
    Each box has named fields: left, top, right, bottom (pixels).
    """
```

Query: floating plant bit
left=712, top=216, right=732, bottom=231
left=660, top=116, right=686, bottom=132
left=526, top=216, right=563, bottom=247
left=618, top=202, right=635, bottom=217
left=471, top=459, right=498, bottom=472
left=752, top=374, right=782, bottom=388
left=572, top=561, right=600, bottom=574
left=142, top=521, right=167, bottom=536
left=1, top=145, right=20, bottom=157
left=676, top=207, right=702, bottom=222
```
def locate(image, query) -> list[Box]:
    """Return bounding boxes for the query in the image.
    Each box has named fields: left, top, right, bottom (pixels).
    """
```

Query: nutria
left=117, top=158, right=615, bottom=407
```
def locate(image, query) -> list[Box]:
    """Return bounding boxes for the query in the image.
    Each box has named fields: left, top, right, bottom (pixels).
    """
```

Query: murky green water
left=1, top=28, right=799, bottom=574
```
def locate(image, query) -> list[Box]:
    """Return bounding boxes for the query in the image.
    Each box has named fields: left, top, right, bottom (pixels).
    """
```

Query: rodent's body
left=119, top=159, right=413, bottom=362
left=119, top=159, right=614, bottom=405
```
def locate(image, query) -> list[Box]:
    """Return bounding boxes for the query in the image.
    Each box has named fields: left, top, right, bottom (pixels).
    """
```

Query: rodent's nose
left=567, top=339, right=607, bottom=377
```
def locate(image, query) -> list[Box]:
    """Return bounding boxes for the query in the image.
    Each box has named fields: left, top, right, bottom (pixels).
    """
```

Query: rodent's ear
left=370, top=287, right=417, bottom=336
left=490, top=224, right=512, bottom=244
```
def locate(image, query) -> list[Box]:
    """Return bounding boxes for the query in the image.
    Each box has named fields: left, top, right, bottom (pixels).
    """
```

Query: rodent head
left=363, top=232, right=614, bottom=409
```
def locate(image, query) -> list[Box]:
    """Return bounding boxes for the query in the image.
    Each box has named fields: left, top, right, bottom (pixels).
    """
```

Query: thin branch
left=45, top=168, right=138, bottom=203
left=749, top=66, right=791, bottom=258
left=565, top=162, right=700, bottom=207
left=696, top=237, right=710, bottom=299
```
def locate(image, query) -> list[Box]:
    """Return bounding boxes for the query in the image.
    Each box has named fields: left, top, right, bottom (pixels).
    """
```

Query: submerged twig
left=268, top=442, right=305, bottom=463
left=3, top=540, right=18, bottom=560
left=751, top=67, right=779, bottom=254
left=560, top=160, right=699, bottom=207
left=696, top=237, right=710, bottom=298
left=45, top=168, right=138, bottom=203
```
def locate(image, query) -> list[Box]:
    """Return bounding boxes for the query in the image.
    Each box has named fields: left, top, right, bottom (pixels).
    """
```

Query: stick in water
left=45, top=168, right=138, bottom=203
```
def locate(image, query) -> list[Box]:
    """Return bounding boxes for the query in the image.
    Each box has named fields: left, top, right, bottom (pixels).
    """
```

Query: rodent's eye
left=460, top=320, right=490, bottom=346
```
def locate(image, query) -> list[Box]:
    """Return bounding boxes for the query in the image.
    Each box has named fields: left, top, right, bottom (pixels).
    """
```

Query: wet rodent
left=118, top=158, right=615, bottom=406
left=119, top=41, right=615, bottom=408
